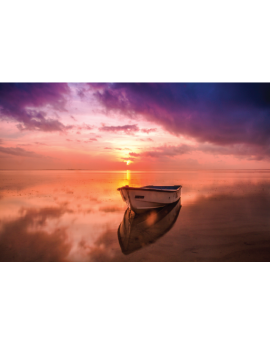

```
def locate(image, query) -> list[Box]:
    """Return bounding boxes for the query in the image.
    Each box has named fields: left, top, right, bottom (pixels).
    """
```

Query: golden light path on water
left=0, top=169, right=270, bottom=261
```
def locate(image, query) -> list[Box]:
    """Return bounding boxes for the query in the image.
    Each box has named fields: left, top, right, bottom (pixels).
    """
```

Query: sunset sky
left=1, top=83, right=270, bottom=170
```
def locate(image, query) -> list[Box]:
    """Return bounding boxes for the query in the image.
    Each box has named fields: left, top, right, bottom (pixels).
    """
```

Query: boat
left=117, top=184, right=182, bottom=213
left=118, top=200, right=181, bottom=255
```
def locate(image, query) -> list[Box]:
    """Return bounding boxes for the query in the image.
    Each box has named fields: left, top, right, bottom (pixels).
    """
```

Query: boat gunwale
left=117, top=186, right=182, bottom=193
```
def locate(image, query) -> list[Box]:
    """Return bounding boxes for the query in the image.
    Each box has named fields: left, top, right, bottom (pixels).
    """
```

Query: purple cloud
left=0, top=146, right=43, bottom=158
left=0, top=83, right=72, bottom=132
left=90, top=83, right=270, bottom=153
left=99, top=124, right=139, bottom=135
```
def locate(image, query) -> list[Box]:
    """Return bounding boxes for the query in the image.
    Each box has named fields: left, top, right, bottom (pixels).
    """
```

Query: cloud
left=0, top=146, right=44, bottom=158
left=126, top=145, right=192, bottom=159
left=141, top=128, right=157, bottom=134
left=0, top=83, right=72, bottom=132
left=77, top=124, right=94, bottom=130
left=129, top=152, right=140, bottom=157
left=0, top=206, right=72, bottom=261
left=142, top=144, right=193, bottom=158
left=90, top=83, right=270, bottom=151
left=139, top=138, right=153, bottom=142
left=80, top=229, right=125, bottom=262
left=84, top=138, right=97, bottom=143
left=121, top=156, right=135, bottom=161
left=99, top=124, right=139, bottom=135
left=114, top=147, right=131, bottom=150
left=34, top=142, right=48, bottom=146
left=130, top=143, right=270, bottom=161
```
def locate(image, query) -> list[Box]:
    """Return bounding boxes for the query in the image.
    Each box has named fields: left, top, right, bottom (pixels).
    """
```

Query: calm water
left=0, top=170, right=270, bottom=261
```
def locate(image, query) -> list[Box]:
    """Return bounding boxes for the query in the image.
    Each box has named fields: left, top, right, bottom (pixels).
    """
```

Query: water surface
left=0, top=170, right=270, bottom=261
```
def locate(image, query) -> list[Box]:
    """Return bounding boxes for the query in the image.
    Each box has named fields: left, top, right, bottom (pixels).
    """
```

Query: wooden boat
left=117, top=185, right=182, bottom=213
left=118, top=200, right=181, bottom=255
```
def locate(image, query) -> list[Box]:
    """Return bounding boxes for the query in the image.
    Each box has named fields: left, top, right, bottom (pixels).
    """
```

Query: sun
left=126, top=160, right=131, bottom=165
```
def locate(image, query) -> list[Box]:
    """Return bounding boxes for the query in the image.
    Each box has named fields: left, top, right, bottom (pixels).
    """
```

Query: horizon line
left=1, top=169, right=270, bottom=171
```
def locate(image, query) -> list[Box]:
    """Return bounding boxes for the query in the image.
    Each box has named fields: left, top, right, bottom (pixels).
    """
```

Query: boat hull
left=118, top=186, right=181, bottom=213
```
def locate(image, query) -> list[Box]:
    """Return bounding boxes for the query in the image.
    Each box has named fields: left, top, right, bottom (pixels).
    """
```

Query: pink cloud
left=141, top=128, right=157, bottom=134
left=99, top=124, right=139, bottom=135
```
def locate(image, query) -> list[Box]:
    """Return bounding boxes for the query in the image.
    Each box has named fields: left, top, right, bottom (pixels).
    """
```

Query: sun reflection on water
left=126, top=170, right=130, bottom=182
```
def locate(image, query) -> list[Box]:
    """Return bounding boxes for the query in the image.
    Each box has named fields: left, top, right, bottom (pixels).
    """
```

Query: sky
left=0, top=83, right=270, bottom=170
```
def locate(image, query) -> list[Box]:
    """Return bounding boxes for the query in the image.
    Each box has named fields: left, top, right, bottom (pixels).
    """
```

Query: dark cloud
left=99, top=124, right=139, bottom=135
left=90, top=83, right=270, bottom=150
left=0, top=206, right=72, bottom=261
left=0, top=146, right=43, bottom=158
left=0, top=83, right=72, bottom=132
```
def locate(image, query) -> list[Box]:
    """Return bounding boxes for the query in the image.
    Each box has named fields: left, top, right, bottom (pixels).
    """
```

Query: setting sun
left=126, top=160, right=131, bottom=165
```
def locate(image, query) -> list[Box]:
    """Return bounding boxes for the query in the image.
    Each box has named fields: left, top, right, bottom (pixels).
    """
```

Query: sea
left=0, top=169, right=270, bottom=261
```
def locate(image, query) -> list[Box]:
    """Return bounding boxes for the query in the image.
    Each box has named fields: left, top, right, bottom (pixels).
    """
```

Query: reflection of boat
left=117, top=185, right=182, bottom=213
left=118, top=200, right=181, bottom=255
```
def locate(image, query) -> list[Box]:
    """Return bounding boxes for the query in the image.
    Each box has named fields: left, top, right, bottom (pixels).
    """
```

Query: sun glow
left=126, top=160, right=131, bottom=165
